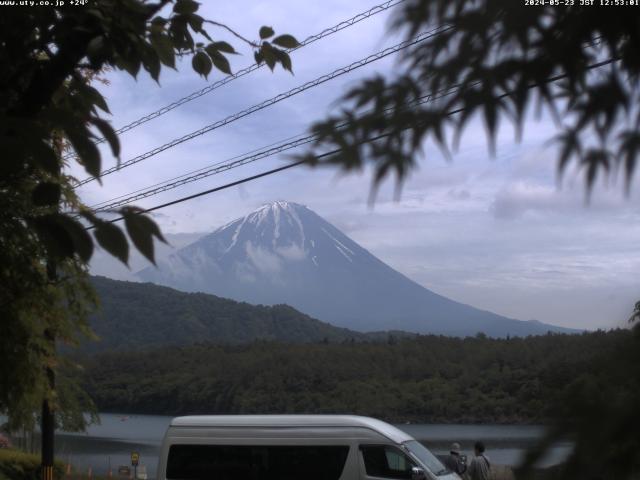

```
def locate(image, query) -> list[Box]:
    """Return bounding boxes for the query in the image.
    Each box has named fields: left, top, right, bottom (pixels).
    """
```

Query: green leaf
left=211, top=55, right=231, bottom=75
left=30, top=140, right=60, bottom=175
left=31, top=182, right=61, bottom=207
left=205, top=48, right=231, bottom=75
left=55, top=214, right=94, bottom=263
left=78, top=84, right=110, bottom=114
left=259, top=26, right=274, bottom=39
left=93, top=220, right=129, bottom=265
left=173, top=0, right=199, bottom=15
left=141, top=43, right=162, bottom=82
left=254, top=51, right=263, bottom=65
left=86, top=35, right=107, bottom=65
left=169, top=17, right=194, bottom=50
left=188, top=13, right=204, bottom=33
left=260, top=43, right=276, bottom=71
left=151, top=33, right=176, bottom=68
left=151, top=16, right=168, bottom=28
left=28, top=212, right=93, bottom=261
left=208, top=41, right=237, bottom=54
left=273, top=48, right=292, bottom=73
left=90, top=117, right=120, bottom=158
left=272, top=34, right=299, bottom=49
left=582, top=149, right=610, bottom=196
left=122, top=208, right=167, bottom=265
left=192, top=51, right=212, bottom=78
left=617, top=130, right=640, bottom=194
left=65, top=127, right=101, bottom=179
left=29, top=215, right=75, bottom=259
left=116, top=55, right=142, bottom=78
left=555, top=129, right=581, bottom=177
left=85, top=8, right=105, bottom=21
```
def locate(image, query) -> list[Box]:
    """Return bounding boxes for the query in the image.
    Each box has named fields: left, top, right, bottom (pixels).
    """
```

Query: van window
left=166, top=444, right=350, bottom=480
left=360, top=445, right=415, bottom=479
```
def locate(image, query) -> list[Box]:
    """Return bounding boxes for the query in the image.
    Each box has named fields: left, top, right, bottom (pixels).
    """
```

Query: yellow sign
left=131, top=452, right=140, bottom=466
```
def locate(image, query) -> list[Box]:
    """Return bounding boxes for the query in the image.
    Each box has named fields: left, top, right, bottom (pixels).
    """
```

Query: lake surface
left=49, top=413, right=571, bottom=478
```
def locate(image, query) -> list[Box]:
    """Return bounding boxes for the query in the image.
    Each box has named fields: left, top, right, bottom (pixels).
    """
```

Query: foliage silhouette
left=301, top=1, right=640, bottom=197
left=0, top=0, right=297, bottom=430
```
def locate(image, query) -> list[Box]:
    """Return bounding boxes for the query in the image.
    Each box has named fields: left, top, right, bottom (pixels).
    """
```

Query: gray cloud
left=80, top=0, right=639, bottom=330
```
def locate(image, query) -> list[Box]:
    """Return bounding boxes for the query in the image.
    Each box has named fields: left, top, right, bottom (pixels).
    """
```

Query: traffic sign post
left=131, top=452, right=139, bottom=479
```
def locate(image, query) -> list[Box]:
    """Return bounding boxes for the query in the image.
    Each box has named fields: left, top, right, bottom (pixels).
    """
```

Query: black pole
left=41, top=345, right=55, bottom=480
left=41, top=261, right=56, bottom=480
left=41, top=394, right=54, bottom=480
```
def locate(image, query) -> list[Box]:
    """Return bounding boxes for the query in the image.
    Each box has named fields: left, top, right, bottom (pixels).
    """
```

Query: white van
left=157, top=415, right=459, bottom=480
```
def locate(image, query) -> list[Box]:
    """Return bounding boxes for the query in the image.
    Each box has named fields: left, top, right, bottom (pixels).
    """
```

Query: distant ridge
left=86, top=276, right=366, bottom=353
left=137, top=201, right=576, bottom=337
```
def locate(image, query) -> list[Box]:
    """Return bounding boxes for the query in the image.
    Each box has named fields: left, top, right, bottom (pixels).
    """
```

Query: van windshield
left=404, top=440, right=448, bottom=476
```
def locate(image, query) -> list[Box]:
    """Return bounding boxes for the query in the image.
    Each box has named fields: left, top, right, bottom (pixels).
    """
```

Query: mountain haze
left=138, top=201, right=573, bottom=337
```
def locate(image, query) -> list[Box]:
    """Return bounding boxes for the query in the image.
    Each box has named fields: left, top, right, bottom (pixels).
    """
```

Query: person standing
left=467, top=441, right=491, bottom=480
left=442, top=442, right=468, bottom=476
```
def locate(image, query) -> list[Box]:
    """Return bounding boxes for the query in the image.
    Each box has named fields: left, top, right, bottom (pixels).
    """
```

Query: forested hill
left=80, top=329, right=630, bottom=424
left=85, top=276, right=366, bottom=352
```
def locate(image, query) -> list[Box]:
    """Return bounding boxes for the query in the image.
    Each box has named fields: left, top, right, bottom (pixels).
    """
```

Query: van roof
left=170, top=415, right=414, bottom=444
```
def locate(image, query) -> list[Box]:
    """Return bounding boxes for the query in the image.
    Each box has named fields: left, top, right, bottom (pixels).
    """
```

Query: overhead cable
left=89, top=91, right=451, bottom=212
left=85, top=57, right=620, bottom=227
left=73, top=25, right=451, bottom=188
left=64, top=0, right=407, bottom=161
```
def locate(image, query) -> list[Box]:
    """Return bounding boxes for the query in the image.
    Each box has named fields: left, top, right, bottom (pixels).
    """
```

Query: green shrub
left=0, top=449, right=64, bottom=480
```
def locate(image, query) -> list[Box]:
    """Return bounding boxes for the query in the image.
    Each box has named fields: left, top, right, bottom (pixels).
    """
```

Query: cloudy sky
left=78, top=0, right=639, bottom=330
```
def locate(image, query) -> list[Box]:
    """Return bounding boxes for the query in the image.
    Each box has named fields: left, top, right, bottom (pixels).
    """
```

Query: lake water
left=48, top=413, right=571, bottom=478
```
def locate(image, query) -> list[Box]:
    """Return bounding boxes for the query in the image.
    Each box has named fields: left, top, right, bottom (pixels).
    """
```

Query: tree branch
left=204, top=20, right=259, bottom=48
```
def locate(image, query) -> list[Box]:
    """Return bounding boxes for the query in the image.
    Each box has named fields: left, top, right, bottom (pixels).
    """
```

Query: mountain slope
left=85, top=276, right=365, bottom=352
left=137, top=201, right=574, bottom=337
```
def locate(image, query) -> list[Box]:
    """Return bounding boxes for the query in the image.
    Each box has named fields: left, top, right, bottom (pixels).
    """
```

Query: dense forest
left=85, top=277, right=368, bottom=352
left=78, top=329, right=630, bottom=424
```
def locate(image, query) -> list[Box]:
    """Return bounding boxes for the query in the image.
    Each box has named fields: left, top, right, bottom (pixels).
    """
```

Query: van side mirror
left=411, top=467, right=426, bottom=480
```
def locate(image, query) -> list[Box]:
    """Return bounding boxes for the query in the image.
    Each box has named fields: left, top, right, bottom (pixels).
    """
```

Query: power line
left=73, top=26, right=450, bottom=188
left=85, top=121, right=419, bottom=229
left=90, top=134, right=317, bottom=211
left=86, top=160, right=308, bottom=230
left=88, top=91, right=451, bottom=212
left=88, top=130, right=315, bottom=210
left=85, top=88, right=460, bottom=226
left=86, top=57, right=619, bottom=228
left=85, top=134, right=389, bottom=229
left=64, top=0, right=407, bottom=162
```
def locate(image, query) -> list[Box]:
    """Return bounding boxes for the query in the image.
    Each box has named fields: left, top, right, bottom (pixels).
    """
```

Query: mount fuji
left=137, top=201, right=573, bottom=337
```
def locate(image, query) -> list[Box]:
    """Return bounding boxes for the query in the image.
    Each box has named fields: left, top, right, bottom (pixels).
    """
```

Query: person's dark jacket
left=443, top=453, right=467, bottom=475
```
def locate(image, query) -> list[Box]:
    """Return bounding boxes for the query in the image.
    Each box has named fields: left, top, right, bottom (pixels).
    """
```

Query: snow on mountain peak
left=136, top=201, right=573, bottom=337
left=254, top=201, right=307, bottom=217
left=185, top=200, right=365, bottom=274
